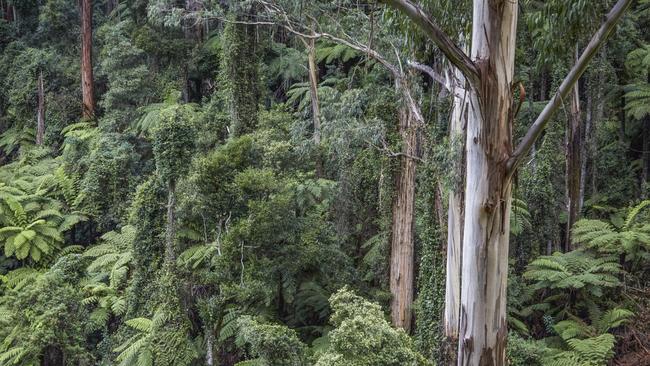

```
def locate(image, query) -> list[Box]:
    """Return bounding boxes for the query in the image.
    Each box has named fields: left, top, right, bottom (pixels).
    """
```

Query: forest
left=0, top=0, right=649, bottom=365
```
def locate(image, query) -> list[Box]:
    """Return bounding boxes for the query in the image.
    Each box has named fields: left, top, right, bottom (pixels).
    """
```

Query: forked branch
left=508, top=0, right=634, bottom=174
left=381, top=0, right=479, bottom=86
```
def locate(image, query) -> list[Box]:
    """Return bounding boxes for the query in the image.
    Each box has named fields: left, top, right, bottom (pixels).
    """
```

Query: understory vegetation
left=0, top=1, right=649, bottom=365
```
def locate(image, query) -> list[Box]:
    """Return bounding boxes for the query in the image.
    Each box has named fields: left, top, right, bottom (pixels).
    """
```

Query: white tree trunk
left=458, top=1, right=517, bottom=364
left=444, top=65, right=467, bottom=346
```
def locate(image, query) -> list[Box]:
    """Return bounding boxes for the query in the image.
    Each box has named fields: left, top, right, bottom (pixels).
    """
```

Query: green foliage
left=221, top=14, right=260, bottom=137
left=236, top=316, right=307, bottom=366
left=542, top=308, right=633, bottom=366
left=314, top=288, right=431, bottom=366
left=573, top=200, right=650, bottom=265
left=0, top=255, right=92, bottom=365
left=152, top=104, right=198, bottom=183
left=524, top=250, right=622, bottom=318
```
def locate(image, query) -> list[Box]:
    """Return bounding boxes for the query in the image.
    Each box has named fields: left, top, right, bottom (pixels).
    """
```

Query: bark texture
left=36, top=70, right=45, bottom=145
left=389, top=77, right=422, bottom=332
left=80, top=0, right=95, bottom=119
left=444, top=65, right=467, bottom=351
left=458, top=1, right=517, bottom=364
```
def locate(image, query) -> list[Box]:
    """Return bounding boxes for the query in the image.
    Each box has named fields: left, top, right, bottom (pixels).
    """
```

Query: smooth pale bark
left=389, top=76, right=423, bottom=332
left=444, top=65, right=467, bottom=350
left=80, top=0, right=95, bottom=119
left=36, top=70, right=45, bottom=145
left=384, top=0, right=632, bottom=362
left=166, top=179, right=177, bottom=262
left=206, top=331, right=214, bottom=366
left=457, top=1, right=517, bottom=364
left=565, top=46, right=582, bottom=251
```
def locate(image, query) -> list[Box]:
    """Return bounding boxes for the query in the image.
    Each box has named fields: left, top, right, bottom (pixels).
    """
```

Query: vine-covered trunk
left=80, top=0, right=94, bottom=119
left=36, top=70, right=45, bottom=145
left=166, top=179, right=177, bottom=263
left=225, top=12, right=259, bottom=137
left=458, top=1, right=517, bottom=364
left=444, top=65, right=467, bottom=358
left=389, top=77, right=421, bottom=332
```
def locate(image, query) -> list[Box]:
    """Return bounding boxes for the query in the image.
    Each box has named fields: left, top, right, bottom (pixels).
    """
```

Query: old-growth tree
left=383, top=0, right=633, bottom=363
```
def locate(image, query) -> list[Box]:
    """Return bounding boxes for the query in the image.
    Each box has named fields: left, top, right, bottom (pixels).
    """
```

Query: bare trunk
left=36, top=70, right=45, bottom=145
left=565, top=46, right=582, bottom=251
left=457, top=1, right=517, bottom=364
left=389, top=77, right=421, bottom=333
left=307, top=33, right=323, bottom=177
left=579, top=82, right=592, bottom=213
left=308, top=39, right=320, bottom=145
left=444, top=65, right=467, bottom=356
left=81, top=0, right=95, bottom=119
left=166, top=179, right=177, bottom=263
left=641, top=116, right=650, bottom=199
left=641, top=73, right=650, bottom=199
left=206, top=330, right=214, bottom=366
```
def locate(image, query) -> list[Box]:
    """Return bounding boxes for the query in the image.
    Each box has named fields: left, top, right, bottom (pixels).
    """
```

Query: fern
left=573, top=200, right=650, bottom=264
left=524, top=250, right=622, bottom=318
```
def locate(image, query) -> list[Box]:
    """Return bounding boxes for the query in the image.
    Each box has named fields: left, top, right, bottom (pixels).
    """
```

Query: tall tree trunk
left=457, top=1, right=517, bottom=364
left=225, top=13, right=259, bottom=137
left=308, top=40, right=320, bottom=145
left=389, top=76, right=422, bottom=333
left=579, top=80, right=592, bottom=213
left=206, top=330, right=214, bottom=366
left=307, top=33, right=323, bottom=177
left=641, top=73, right=650, bottom=199
left=444, top=65, right=467, bottom=359
left=641, top=116, right=650, bottom=199
left=80, top=0, right=95, bottom=119
left=166, top=179, right=177, bottom=263
left=565, top=45, right=582, bottom=251
left=36, top=70, right=45, bottom=145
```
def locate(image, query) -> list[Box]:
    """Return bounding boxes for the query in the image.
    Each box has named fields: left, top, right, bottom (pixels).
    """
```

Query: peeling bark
left=444, top=64, right=467, bottom=359
left=389, top=76, right=423, bottom=333
left=457, top=1, right=517, bottom=364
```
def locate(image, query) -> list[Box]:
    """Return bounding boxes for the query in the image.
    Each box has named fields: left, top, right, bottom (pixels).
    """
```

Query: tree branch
left=381, top=0, right=479, bottom=86
left=406, top=60, right=449, bottom=91
left=507, top=0, right=633, bottom=174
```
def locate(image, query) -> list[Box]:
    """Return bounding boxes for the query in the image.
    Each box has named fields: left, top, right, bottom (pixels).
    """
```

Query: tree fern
left=573, top=200, right=650, bottom=264
left=524, top=250, right=622, bottom=318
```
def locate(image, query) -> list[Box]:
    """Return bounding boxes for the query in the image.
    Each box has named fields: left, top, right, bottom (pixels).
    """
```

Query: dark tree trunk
left=36, top=70, right=45, bottom=145
left=80, top=0, right=95, bottom=119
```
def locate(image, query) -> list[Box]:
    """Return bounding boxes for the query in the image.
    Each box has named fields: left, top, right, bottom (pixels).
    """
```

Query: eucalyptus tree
left=252, top=1, right=429, bottom=332
left=382, top=0, right=633, bottom=364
